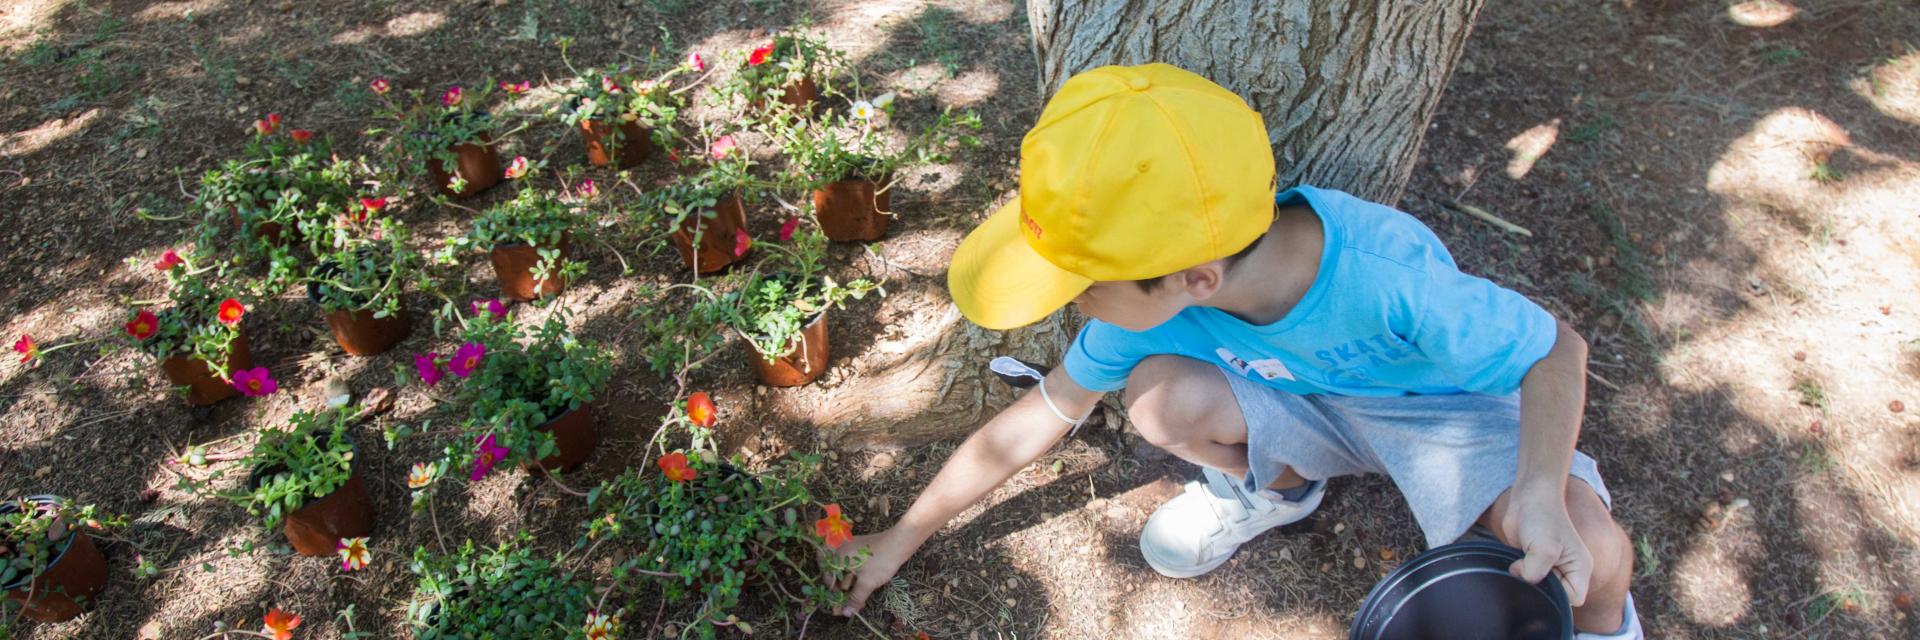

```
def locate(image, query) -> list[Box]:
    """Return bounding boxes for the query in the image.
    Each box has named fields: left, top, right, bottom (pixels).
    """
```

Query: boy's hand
left=831, top=528, right=914, bottom=617
left=1499, top=494, right=1592, bottom=607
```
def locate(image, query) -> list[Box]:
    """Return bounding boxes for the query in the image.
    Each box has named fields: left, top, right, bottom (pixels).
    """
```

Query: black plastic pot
left=1349, top=541, right=1572, bottom=640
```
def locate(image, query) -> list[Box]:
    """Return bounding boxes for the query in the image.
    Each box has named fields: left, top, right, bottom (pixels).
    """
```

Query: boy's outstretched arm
left=1504, top=318, right=1593, bottom=604
left=835, top=366, right=1102, bottom=616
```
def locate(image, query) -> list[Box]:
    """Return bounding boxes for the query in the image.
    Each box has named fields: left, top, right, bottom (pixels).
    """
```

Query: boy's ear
left=1179, top=261, right=1228, bottom=300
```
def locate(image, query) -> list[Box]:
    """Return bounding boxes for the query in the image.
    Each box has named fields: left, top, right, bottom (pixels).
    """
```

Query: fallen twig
left=1442, top=200, right=1533, bottom=237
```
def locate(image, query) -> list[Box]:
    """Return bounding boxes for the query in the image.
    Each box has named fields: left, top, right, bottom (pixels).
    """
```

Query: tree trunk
left=1028, top=0, right=1485, bottom=204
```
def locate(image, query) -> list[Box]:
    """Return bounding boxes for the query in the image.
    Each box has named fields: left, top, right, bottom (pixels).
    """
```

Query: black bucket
left=1350, top=541, right=1573, bottom=640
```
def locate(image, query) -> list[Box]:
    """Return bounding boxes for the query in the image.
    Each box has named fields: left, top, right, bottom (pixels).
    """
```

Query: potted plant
left=403, top=314, right=612, bottom=478
left=556, top=43, right=703, bottom=169
left=404, top=535, right=595, bottom=638
left=368, top=79, right=519, bottom=199
left=1, top=497, right=120, bottom=623
left=215, top=407, right=375, bottom=556
left=583, top=444, right=864, bottom=638
left=726, top=230, right=880, bottom=386
left=126, top=253, right=257, bottom=405
left=772, top=99, right=982, bottom=241
left=642, top=139, right=754, bottom=274
left=720, top=31, right=847, bottom=113
left=462, top=189, right=586, bottom=302
left=302, top=209, right=419, bottom=356
left=193, top=113, right=355, bottom=248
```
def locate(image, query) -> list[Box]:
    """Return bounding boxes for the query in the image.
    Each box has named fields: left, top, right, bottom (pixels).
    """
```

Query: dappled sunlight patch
left=934, top=68, right=999, bottom=108
left=895, top=163, right=964, bottom=201
left=133, top=0, right=225, bottom=22
left=1852, top=51, right=1920, bottom=125
left=0, top=0, right=69, bottom=44
left=0, top=108, right=101, bottom=157
left=891, top=63, right=951, bottom=94
left=1706, top=107, right=1851, bottom=206
left=818, top=0, right=923, bottom=59
left=385, top=11, right=446, bottom=38
left=218, top=22, right=265, bottom=45
left=1673, top=529, right=1755, bottom=627
left=933, top=0, right=1017, bottom=24
left=1727, top=0, right=1799, bottom=28
left=1503, top=118, right=1559, bottom=180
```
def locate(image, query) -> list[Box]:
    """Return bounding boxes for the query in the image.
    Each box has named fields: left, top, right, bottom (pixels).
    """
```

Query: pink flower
left=779, top=216, right=799, bottom=242
left=601, top=76, right=622, bottom=94
left=230, top=367, right=278, bottom=397
left=469, top=298, right=507, bottom=320
left=499, top=80, right=531, bottom=95
left=448, top=342, right=486, bottom=378
left=413, top=353, right=443, bottom=386
left=503, top=156, right=529, bottom=179
left=708, top=135, right=737, bottom=160
left=441, top=86, right=463, bottom=107
left=13, top=335, right=37, bottom=364
left=733, top=227, right=751, bottom=258
left=370, top=78, right=391, bottom=95
left=470, top=433, right=510, bottom=481
left=336, top=537, right=370, bottom=571
left=748, top=42, right=775, bottom=66
left=153, top=249, right=183, bottom=271
left=684, top=52, right=707, bottom=72
left=576, top=179, right=599, bottom=199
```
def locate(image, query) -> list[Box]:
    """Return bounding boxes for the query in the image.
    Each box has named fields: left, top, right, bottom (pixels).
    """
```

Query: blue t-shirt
left=1062, top=185, right=1558, bottom=397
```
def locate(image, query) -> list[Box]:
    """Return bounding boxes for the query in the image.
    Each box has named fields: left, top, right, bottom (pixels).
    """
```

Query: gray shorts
left=1222, top=369, right=1613, bottom=549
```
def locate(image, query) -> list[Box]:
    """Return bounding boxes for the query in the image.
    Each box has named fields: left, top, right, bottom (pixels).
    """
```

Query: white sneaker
left=1575, top=593, right=1644, bottom=640
left=1140, top=467, right=1326, bottom=578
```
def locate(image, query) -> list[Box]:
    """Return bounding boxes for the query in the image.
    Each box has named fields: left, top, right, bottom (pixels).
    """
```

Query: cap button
left=1128, top=76, right=1151, bottom=91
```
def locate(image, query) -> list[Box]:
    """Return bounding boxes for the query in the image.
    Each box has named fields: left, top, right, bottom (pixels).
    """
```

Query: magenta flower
left=470, top=433, right=510, bottom=481
left=469, top=298, right=507, bottom=320
left=370, top=78, right=391, bottom=95
left=685, top=51, right=707, bottom=72
left=499, top=80, right=531, bottom=95
left=601, top=76, right=622, bottom=94
left=441, top=86, right=463, bottom=107
left=413, top=353, right=443, bottom=386
left=448, top=342, right=486, bottom=378
left=779, top=216, right=799, bottom=242
left=230, top=367, right=278, bottom=397
left=576, top=179, right=599, bottom=199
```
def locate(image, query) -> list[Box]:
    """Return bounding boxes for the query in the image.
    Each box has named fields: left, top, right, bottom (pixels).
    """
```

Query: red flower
left=732, top=227, right=751, bottom=258
left=441, top=86, right=463, bottom=107
left=500, top=80, right=531, bottom=95
left=289, top=129, right=314, bottom=143
left=601, top=75, right=622, bottom=94
left=657, top=451, right=696, bottom=483
left=253, top=117, right=277, bottom=136
left=370, top=78, right=391, bottom=95
left=360, top=197, right=387, bottom=214
left=13, top=334, right=37, bottom=363
left=748, top=42, right=775, bottom=66
left=263, top=608, right=301, bottom=640
left=815, top=504, right=853, bottom=549
left=217, top=299, right=245, bottom=326
left=779, top=216, right=799, bottom=242
left=687, top=391, right=717, bottom=427
left=153, top=249, right=183, bottom=271
left=125, top=310, right=159, bottom=341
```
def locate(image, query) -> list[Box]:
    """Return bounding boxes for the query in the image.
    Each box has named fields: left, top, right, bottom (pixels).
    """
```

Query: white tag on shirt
left=1247, top=358, right=1296, bottom=381
left=1215, top=347, right=1252, bottom=376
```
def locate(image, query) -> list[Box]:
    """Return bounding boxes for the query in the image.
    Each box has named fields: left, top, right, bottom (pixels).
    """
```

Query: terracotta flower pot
left=248, top=463, right=376, bottom=557
left=159, top=332, right=254, bottom=406
left=525, top=405, right=597, bottom=476
left=780, top=75, right=818, bottom=109
left=227, top=206, right=295, bottom=246
left=751, top=312, right=830, bottom=387
left=812, top=177, right=892, bottom=242
left=671, top=193, right=748, bottom=274
left=1, top=497, right=109, bottom=623
left=579, top=119, right=652, bottom=169
left=425, top=139, right=500, bottom=199
left=488, top=235, right=572, bottom=302
left=324, top=307, right=412, bottom=356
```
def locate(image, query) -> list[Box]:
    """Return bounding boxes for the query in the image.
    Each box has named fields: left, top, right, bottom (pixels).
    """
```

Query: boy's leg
left=1121, top=355, right=1305, bottom=490
left=1478, top=479, right=1634, bottom=635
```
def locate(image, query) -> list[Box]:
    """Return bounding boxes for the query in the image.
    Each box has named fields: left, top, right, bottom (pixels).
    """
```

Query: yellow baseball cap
left=948, top=63, right=1276, bottom=330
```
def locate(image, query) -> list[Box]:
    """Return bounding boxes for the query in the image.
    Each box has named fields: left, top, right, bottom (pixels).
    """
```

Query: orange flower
left=815, top=504, right=853, bottom=549
left=263, top=608, right=301, bottom=640
left=657, top=451, right=697, bottom=483
left=686, top=391, right=717, bottom=428
left=125, top=309, right=159, bottom=341
left=217, top=299, right=245, bottom=326
left=748, top=42, right=775, bottom=66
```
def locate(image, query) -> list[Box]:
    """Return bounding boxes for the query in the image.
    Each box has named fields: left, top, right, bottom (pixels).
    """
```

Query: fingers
left=1558, top=548, right=1593, bottom=607
left=841, top=574, right=879, bottom=617
left=1509, top=544, right=1557, bottom=585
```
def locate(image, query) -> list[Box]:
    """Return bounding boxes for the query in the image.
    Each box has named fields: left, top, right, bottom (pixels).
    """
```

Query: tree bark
left=1028, top=0, right=1485, bottom=204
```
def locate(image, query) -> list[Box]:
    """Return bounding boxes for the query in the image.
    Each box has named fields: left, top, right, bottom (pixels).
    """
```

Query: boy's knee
left=1569, top=483, right=1632, bottom=587
left=1122, top=356, right=1216, bottom=446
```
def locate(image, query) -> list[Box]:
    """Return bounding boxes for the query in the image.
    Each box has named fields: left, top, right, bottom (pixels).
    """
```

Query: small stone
left=323, top=377, right=351, bottom=408
left=869, top=451, right=896, bottom=470
left=1333, top=522, right=1346, bottom=535
left=134, top=148, right=148, bottom=159
left=1353, top=555, right=1366, bottom=569
left=1378, top=548, right=1396, bottom=561
left=1892, top=400, right=1905, bottom=413
left=34, top=465, right=49, bottom=478
left=139, top=621, right=163, bottom=639
left=359, top=387, right=395, bottom=417
left=1719, top=472, right=1735, bottom=483
left=1793, top=351, right=1806, bottom=362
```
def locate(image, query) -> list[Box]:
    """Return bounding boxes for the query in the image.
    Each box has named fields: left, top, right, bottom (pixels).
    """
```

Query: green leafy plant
left=726, top=230, right=881, bottom=361
left=715, top=31, right=847, bottom=112
left=406, top=535, right=597, bottom=639
left=365, top=78, right=522, bottom=194
left=302, top=213, right=421, bottom=318
left=455, top=188, right=588, bottom=295
left=208, top=407, right=360, bottom=534
left=583, top=449, right=863, bottom=638
left=120, top=251, right=249, bottom=378
left=0, top=497, right=122, bottom=593
left=395, top=314, right=612, bottom=480
left=555, top=40, right=704, bottom=154
left=192, top=116, right=355, bottom=251
left=770, top=93, right=981, bottom=190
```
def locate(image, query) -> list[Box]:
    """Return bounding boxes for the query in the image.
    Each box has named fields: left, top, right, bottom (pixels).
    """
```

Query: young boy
left=834, top=64, right=1642, bottom=639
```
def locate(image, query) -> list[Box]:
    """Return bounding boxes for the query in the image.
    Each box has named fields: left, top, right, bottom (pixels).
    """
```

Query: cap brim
left=948, top=198, right=1092, bottom=330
